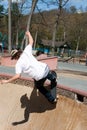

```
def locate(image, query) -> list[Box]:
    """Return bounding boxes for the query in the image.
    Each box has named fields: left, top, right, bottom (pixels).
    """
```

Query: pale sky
left=0, top=0, right=87, bottom=11
left=68, top=0, right=87, bottom=10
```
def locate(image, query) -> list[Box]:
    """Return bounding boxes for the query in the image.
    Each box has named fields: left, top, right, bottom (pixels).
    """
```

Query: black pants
left=34, top=71, right=57, bottom=102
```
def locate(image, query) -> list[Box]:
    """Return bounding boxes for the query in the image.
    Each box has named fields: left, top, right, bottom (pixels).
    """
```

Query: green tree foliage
left=0, top=5, right=4, bottom=13
left=0, top=32, right=3, bottom=41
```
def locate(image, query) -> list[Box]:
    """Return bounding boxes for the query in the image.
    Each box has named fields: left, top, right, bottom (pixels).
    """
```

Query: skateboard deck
left=50, top=71, right=57, bottom=99
left=50, top=85, right=57, bottom=99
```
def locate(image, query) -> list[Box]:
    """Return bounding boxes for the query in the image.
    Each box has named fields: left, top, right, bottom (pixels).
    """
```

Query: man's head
left=11, top=49, right=22, bottom=60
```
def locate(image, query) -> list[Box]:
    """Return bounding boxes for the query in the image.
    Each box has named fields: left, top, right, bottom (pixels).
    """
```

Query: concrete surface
left=57, top=62, right=87, bottom=96
left=0, top=83, right=87, bottom=130
left=58, top=62, right=87, bottom=73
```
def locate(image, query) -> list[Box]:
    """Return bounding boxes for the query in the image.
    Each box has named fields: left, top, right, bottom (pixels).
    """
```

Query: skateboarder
left=0, top=31, right=57, bottom=104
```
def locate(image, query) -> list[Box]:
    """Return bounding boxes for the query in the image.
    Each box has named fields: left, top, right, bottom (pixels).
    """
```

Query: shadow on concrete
left=12, top=88, right=56, bottom=126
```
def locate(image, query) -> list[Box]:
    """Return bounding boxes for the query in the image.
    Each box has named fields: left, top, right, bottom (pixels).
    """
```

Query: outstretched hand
left=0, top=80, right=8, bottom=84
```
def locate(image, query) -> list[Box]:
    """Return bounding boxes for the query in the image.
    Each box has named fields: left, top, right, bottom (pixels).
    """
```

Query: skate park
left=0, top=0, right=87, bottom=129
left=0, top=57, right=87, bottom=130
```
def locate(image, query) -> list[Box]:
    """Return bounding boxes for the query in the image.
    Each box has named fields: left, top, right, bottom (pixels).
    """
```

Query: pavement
left=58, top=62, right=87, bottom=73
left=57, top=62, right=87, bottom=96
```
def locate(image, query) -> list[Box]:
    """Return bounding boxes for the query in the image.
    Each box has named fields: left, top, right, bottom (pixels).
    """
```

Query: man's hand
left=26, top=31, right=30, bottom=36
left=0, top=74, right=21, bottom=84
left=0, top=80, right=8, bottom=84
left=25, top=31, right=33, bottom=46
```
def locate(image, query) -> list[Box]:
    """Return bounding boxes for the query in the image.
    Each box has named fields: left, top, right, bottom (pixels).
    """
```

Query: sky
left=0, top=0, right=87, bottom=12
left=67, top=0, right=87, bottom=11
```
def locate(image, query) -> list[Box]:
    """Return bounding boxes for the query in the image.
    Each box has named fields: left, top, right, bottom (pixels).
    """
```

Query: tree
left=8, top=0, right=27, bottom=50
left=11, top=2, right=22, bottom=48
left=0, top=32, right=3, bottom=42
left=69, top=6, right=77, bottom=14
left=1, top=0, right=87, bottom=53
left=50, top=0, right=70, bottom=54
left=0, top=5, right=4, bottom=14
left=21, top=0, right=38, bottom=49
left=66, top=11, right=87, bottom=51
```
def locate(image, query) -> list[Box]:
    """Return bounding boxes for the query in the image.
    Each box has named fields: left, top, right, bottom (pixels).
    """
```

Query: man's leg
left=46, top=70, right=58, bottom=100
left=46, top=70, right=57, bottom=89
left=34, top=78, right=56, bottom=103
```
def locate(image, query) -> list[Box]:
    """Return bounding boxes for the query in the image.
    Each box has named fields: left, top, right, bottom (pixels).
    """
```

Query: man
left=0, top=31, right=57, bottom=104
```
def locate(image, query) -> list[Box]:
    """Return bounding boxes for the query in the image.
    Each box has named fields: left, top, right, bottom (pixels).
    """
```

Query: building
left=40, top=39, right=71, bottom=56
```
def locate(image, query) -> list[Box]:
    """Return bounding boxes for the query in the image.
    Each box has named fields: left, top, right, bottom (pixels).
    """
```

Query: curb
left=0, top=73, right=87, bottom=97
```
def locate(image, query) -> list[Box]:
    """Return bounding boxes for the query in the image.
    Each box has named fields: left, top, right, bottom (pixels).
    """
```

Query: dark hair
left=11, top=50, right=22, bottom=60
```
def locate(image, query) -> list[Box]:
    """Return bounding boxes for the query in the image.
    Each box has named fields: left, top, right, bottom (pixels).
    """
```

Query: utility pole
left=8, top=0, right=11, bottom=53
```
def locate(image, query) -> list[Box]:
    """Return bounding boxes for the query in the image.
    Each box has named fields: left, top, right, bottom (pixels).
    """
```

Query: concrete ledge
left=58, top=84, right=87, bottom=97
left=38, top=56, right=58, bottom=70
left=0, top=73, right=87, bottom=98
left=0, top=56, right=17, bottom=67
left=0, top=55, right=58, bottom=70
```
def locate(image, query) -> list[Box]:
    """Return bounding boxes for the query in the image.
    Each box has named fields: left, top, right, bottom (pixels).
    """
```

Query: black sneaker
left=45, top=92, right=55, bottom=103
left=49, top=98, right=57, bottom=104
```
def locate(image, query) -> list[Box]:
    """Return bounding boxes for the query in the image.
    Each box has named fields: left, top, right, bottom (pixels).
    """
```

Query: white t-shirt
left=15, top=44, right=49, bottom=81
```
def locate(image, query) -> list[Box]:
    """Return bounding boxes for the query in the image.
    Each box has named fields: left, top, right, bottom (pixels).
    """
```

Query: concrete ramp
left=0, top=83, right=87, bottom=130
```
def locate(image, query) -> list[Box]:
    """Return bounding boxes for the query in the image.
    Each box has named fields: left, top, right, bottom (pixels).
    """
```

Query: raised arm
left=26, top=31, right=33, bottom=46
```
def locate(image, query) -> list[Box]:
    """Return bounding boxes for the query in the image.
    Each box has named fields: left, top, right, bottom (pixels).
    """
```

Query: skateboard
left=50, top=71, right=57, bottom=99
left=50, top=85, right=57, bottom=99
